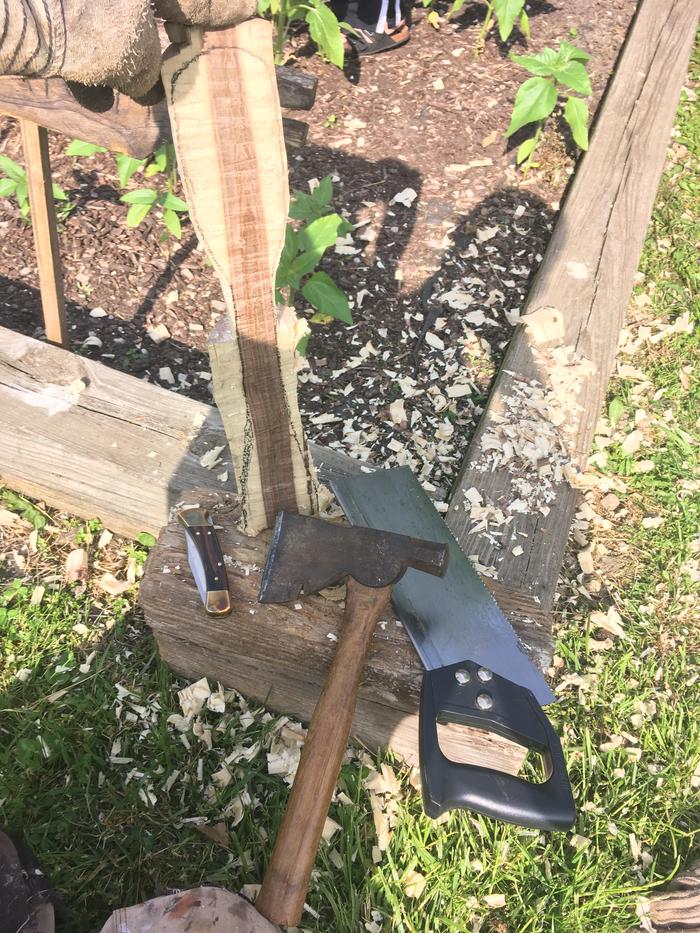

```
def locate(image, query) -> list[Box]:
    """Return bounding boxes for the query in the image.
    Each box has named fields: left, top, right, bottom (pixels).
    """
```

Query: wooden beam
left=0, top=325, right=360, bottom=541
left=140, top=488, right=548, bottom=774
left=0, top=71, right=315, bottom=158
left=19, top=119, right=67, bottom=347
left=163, top=21, right=318, bottom=534
left=447, top=0, right=698, bottom=612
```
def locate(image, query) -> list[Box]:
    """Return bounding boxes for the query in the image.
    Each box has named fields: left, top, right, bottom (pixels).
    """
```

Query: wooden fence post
left=19, top=119, right=67, bottom=347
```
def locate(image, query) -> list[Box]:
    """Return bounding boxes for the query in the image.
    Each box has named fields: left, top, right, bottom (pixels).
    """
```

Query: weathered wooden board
left=0, top=326, right=358, bottom=540
left=141, top=488, right=550, bottom=772
left=447, top=0, right=698, bottom=612
left=0, top=68, right=315, bottom=158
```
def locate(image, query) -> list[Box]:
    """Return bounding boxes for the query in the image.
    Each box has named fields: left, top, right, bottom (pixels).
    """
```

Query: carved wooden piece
left=447, top=0, right=698, bottom=611
left=141, top=489, right=553, bottom=776
left=19, top=119, right=67, bottom=346
left=163, top=21, right=317, bottom=534
left=0, top=71, right=315, bottom=158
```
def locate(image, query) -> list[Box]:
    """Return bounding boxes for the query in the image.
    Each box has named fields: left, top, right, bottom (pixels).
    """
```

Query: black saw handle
left=419, top=659, right=575, bottom=831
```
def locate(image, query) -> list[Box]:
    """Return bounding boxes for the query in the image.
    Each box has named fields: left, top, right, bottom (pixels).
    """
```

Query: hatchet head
left=259, top=512, right=448, bottom=604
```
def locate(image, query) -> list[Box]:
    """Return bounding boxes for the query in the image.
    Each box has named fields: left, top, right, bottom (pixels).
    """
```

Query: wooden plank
left=447, top=0, right=698, bottom=612
left=141, top=488, right=547, bottom=774
left=0, top=70, right=314, bottom=158
left=164, top=21, right=317, bottom=535
left=18, top=120, right=67, bottom=347
left=0, top=325, right=364, bottom=541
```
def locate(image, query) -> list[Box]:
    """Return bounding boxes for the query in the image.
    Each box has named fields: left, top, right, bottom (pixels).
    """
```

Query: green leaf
left=114, top=153, right=144, bottom=189
left=278, top=225, right=300, bottom=269
left=306, top=2, right=344, bottom=68
left=493, top=0, right=524, bottom=42
left=301, top=271, right=352, bottom=323
left=519, top=9, right=530, bottom=39
left=1, top=491, right=47, bottom=529
left=296, top=332, right=310, bottom=356
left=511, top=48, right=558, bottom=77
left=120, top=188, right=158, bottom=205
left=564, top=95, right=589, bottom=149
left=66, top=139, right=106, bottom=156
left=448, top=0, right=467, bottom=16
left=608, top=397, right=625, bottom=427
left=506, top=76, right=557, bottom=136
left=0, top=177, right=17, bottom=197
left=137, top=532, right=157, bottom=548
left=0, top=155, right=25, bottom=182
left=552, top=60, right=592, bottom=96
left=51, top=183, right=68, bottom=202
left=15, top=176, right=28, bottom=206
left=298, top=213, right=347, bottom=256
left=158, top=192, right=188, bottom=212
left=559, top=40, right=590, bottom=62
left=316, top=175, right=333, bottom=203
left=516, top=136, right=538, bottom=164
left=125, top=202, right=153, bottom=226
left=290, top=249, right=322, bottom=279
left=290, top=189, right=329, bottom=222
left=163, top=208, right=182, bottom=238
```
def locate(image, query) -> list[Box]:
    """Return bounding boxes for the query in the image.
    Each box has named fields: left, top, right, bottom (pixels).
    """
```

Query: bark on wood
left=0, top=326, right=362, bottom=540
left=648, top=860, right=700, bottom=931
left=140, top=488, right=553, bottom=774
left=0, top=71, right=314, bottom=158
left=163, top=21, right=317, bottom=535
left=19, top=119, right=67, bottom=347
left=447, top=0, right=698, bottom=612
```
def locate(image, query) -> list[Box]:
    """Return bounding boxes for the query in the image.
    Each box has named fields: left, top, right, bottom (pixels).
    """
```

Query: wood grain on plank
left=141, top=488, right=549, bottom=773
left=447, top=0, right=698, bottom=612
left=19, top=120, right=67, bottom=346
left=163, top=21, right=317, bottom=534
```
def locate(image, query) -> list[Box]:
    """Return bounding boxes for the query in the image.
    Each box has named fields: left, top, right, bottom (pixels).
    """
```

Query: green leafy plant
left=0, top=154, right=71, bottom=221
left=257, top=0, right=344, bottom=67
left=0, top=490, right=48, bottom=529
left=506, top=41, right=592, bottom=170
left=67, top=139, right=188, bottom=239
left=277, top=176, right=353, bottom=353
left=448, top=0, right=529, bottom=49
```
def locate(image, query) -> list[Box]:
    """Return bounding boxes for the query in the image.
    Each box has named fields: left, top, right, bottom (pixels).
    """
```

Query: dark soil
left=0, top=0, right=637, bottom=495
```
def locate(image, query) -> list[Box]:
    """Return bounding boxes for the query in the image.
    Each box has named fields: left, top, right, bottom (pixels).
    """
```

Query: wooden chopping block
left=140, top=488, right=553, bottom=775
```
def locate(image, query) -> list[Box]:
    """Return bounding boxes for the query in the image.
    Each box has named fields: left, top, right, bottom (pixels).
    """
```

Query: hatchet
left=254, top=512, right=448, bottom=927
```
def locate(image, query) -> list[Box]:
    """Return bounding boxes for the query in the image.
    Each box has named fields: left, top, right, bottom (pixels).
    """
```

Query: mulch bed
left=0, top=0, right=637, bottom=497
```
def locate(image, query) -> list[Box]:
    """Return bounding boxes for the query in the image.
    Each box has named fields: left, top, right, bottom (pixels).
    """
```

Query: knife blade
left=331, top=467, right=574, bottom=831
left=177, top=507, right=231, bottom=616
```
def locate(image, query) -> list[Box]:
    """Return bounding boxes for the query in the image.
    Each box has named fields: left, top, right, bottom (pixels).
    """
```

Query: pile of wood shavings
left=473, top=343, right=596, bottom=515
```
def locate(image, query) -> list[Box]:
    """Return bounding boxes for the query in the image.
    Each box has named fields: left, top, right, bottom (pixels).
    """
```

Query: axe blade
left=259, top=512, right=447, bottom=604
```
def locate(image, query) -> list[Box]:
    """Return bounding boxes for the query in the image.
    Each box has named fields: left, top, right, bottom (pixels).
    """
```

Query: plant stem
left=474, top=0, right=494, bottom=55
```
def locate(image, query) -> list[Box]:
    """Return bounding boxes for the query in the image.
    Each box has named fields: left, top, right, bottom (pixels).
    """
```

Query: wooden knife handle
left=255, top=577, right=393, bottom=927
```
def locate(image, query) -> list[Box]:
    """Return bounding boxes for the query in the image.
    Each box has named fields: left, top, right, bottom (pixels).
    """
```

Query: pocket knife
left=177, top=507, right=231, bottom=616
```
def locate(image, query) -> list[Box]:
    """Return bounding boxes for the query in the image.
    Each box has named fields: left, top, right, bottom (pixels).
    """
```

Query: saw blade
left=331, top=468, right=554, bottom=706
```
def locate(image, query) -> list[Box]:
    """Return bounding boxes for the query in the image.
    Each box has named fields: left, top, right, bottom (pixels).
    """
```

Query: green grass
left=1, top=53, right=699, bottom=933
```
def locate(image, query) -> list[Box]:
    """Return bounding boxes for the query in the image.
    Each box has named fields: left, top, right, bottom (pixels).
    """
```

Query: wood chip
left=590, top=606, right=627, bottom=640
left=65, top=548, right=88, bottom=584
left=196, top=822, right=230, bottom=848
left=403, top=870, right=427, bottom=898
left=97, top=572, right=130, bottom=596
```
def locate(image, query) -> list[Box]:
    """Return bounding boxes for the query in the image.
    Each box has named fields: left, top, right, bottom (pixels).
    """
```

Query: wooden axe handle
left=256, top=578, right=393, bottom=927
